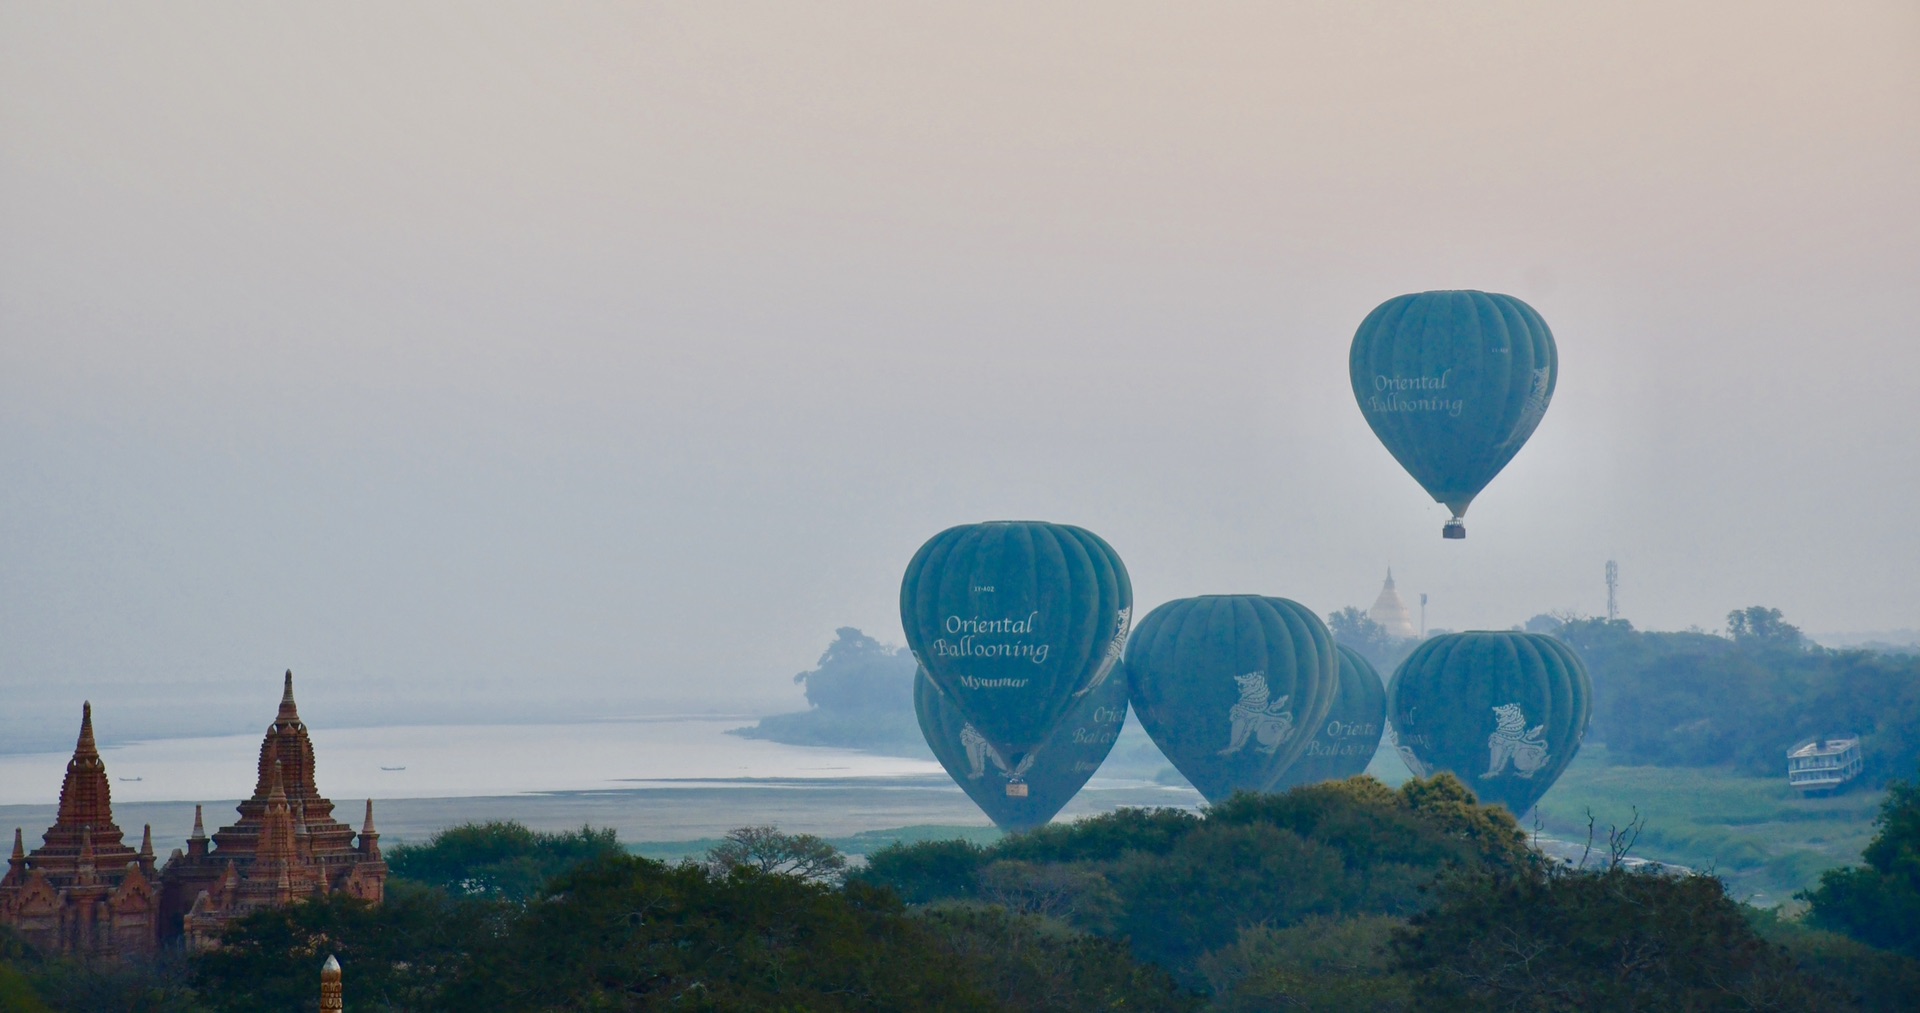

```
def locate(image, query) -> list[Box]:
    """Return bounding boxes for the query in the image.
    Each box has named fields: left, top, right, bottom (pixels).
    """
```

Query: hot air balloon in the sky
left=1126, top=595, right=1339, bottom=803
left=900, top=521, right=1131, bottom=774
left=1270, top=644, right=1387, bottom=791
left=916, top=667, right=1128, bottom=831
left=1349, top=290, right=1557, bottom=538
left=1386, top=631, right=1591, bottom=815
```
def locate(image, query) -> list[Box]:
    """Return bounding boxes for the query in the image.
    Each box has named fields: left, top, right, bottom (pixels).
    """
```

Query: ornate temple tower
left=158, top=672, right=387, bottom=948
left=1367, top=569, right=1419, bottom=640
left=0, top=704, right=160, bottom=957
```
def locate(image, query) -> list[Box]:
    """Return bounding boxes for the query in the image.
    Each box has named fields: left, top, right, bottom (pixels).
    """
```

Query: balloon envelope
left=1349, top=290, right=1557, bottom=536
left=900, top=521, right=1131, bottom=763
left=1387, top=631, right=1591, bottom=815
left=1271, top=644, right=1387, bottom=791
left=917, top=667, right=1128, bottom=832
left=1126, top=595, right=1339, bottom=803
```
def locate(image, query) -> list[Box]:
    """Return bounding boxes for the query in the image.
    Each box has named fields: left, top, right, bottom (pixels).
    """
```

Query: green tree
left=1395, top=862, right=1833, bottom=1011
left=385, top=820, right=623, bottom=900
left=191, top=881, right=501, bottom=1012
left=443, top=854, right=996, bottom=1010
left=1326, top=606, right=1414, bottom=673
left=1802, top=772, right=1920, bottom=958
left=1197, top=915, right=1411, bottom=1012
left=1728, top=606, right=1806, bottom=651
left=917, top=905, right=1198, bottom=1013
left=706, top=825, right=848, bottom=882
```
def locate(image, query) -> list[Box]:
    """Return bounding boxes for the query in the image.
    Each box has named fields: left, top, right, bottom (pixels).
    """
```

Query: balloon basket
left=1005, top=782, right=1029, bottom=798
left=1442, top=519, right=1466, bottom=539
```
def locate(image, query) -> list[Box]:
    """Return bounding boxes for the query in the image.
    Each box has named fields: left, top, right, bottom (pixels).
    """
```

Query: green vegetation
left=6, top=779, right=1918, bottom=1009
left=1802, top=771, right=1920, bottom=959
left=1532, top=745, right=1885, bottom=904
left=1558, top=611, right=1920, bottom=780
left=385, top=820, right=625, bottom=900
left=1398, top=855, right=1830, bottom=1009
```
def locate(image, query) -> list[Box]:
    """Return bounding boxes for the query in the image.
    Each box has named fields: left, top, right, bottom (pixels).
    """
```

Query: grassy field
left=1365, top=743, right=1885, bottom=906
left=1531, top=746, right=1884, bottom=906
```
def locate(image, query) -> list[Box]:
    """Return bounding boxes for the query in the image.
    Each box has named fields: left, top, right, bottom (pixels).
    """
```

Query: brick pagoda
left=158, top=671, right=387, bottom=949
left=0, top=703, right=161, bottom=957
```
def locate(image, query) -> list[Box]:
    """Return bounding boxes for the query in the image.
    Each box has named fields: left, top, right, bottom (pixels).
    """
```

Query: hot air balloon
left=1349, top=290, right=1557, bottom=538
left=1271, top=644, right=1387, bottom=791
left=1386, top=631, right=1590, bottom=815
left=916, top=666, right=1128, bottom=831
left=1126, top=595, right=1339, bottom=803
left=900, top=521, right=1131, bottom=771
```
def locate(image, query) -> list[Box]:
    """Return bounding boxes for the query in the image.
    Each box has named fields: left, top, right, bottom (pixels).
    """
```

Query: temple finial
left=140, top=824, right=154, bottom=859
left=191, top=804, right=206, bottom=840
left=362, top=799, right=376, bottom=835
left=9, top=828, right=22, bottom=862
left=76, top=701, right=98, bottom=754
left=278, top=669, right=300, bottom=722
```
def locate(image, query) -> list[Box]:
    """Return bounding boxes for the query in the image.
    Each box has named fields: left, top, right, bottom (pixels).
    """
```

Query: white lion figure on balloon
left=1483, top=702, right=1550, bottom=779
left=1218, top=671, right=1295, bottom=756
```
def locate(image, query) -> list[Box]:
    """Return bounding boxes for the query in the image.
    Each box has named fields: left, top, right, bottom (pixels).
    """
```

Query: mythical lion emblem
left=1483, top=703, right=1550, bottom=779
left=961, top=724, right=1036, bottom=780
left=1218, top=671, right=1295, bottom=756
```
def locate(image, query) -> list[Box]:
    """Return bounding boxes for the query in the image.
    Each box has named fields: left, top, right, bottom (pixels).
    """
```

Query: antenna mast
left=1605, top=560, right=1619, bottom=621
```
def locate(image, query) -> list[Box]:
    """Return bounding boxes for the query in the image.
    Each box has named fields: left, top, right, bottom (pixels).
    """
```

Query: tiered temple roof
left=0, top=704, right=160, bottom=957
left=159, top=671, right=386, bottom=949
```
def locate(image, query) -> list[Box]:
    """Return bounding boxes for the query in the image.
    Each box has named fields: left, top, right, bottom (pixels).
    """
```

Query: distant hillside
left=731, top=628, right=931, bottom=757
left=1811, top=630, right=1920, bottom=653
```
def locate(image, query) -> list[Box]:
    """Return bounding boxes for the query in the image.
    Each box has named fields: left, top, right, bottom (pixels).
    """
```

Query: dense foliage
left=1398, top=861, right=1832, bottom=1010
left=1802, top=771, right=1920, bottom=958
left=1557, top=612, right=1920, bottom=780
left=729, top=627, right=925, bottom=752
left=7, top=782, right=1918, bottom=1009
left=385, top=820, right=624, bottom=900
left=858, top=774, right=1530, bottom=977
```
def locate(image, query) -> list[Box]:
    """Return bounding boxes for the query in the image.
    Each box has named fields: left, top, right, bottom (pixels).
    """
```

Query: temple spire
left=140, top=824, right=154, bottom=860
left=191, top=805, right=206, bottom=840
left=77, top=701, right=98, bottom=755
left=361, top=800, right=376, bottom=836
left=9, top=828, right=22, bottom=861
left=278, top=670, right=300, bottom=723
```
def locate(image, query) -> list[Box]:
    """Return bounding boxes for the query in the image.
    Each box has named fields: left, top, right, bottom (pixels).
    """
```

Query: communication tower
left=1605, top=560, right=1619, bottom=621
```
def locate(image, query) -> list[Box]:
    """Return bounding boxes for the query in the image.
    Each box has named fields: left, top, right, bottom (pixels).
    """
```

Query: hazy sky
left=4, top=3, right=1916, bottom=744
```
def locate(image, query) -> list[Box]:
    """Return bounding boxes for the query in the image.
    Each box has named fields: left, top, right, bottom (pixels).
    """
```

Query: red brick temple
left=2, top=672, right=387, bottom=956
left=0, top=703, right=161, bottom=957
left=159, top=671, right=387, bottom=949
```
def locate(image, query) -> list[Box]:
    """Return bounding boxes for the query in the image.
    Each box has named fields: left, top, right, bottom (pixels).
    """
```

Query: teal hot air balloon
left=1126, top=596, right=1339, bottom=803
left=1349, top=291, right=1557, bottom=538
left=901, top=522, right=1132, bottom=769
left=1387, top=631, right=1591, bottom=815
left=1271, top=644, right=1387, bottom=791
left=917, top=667, right=1128, bottom=831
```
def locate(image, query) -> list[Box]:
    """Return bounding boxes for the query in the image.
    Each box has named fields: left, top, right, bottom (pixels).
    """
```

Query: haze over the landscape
left=3, top=2, right=1916, bottom=746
